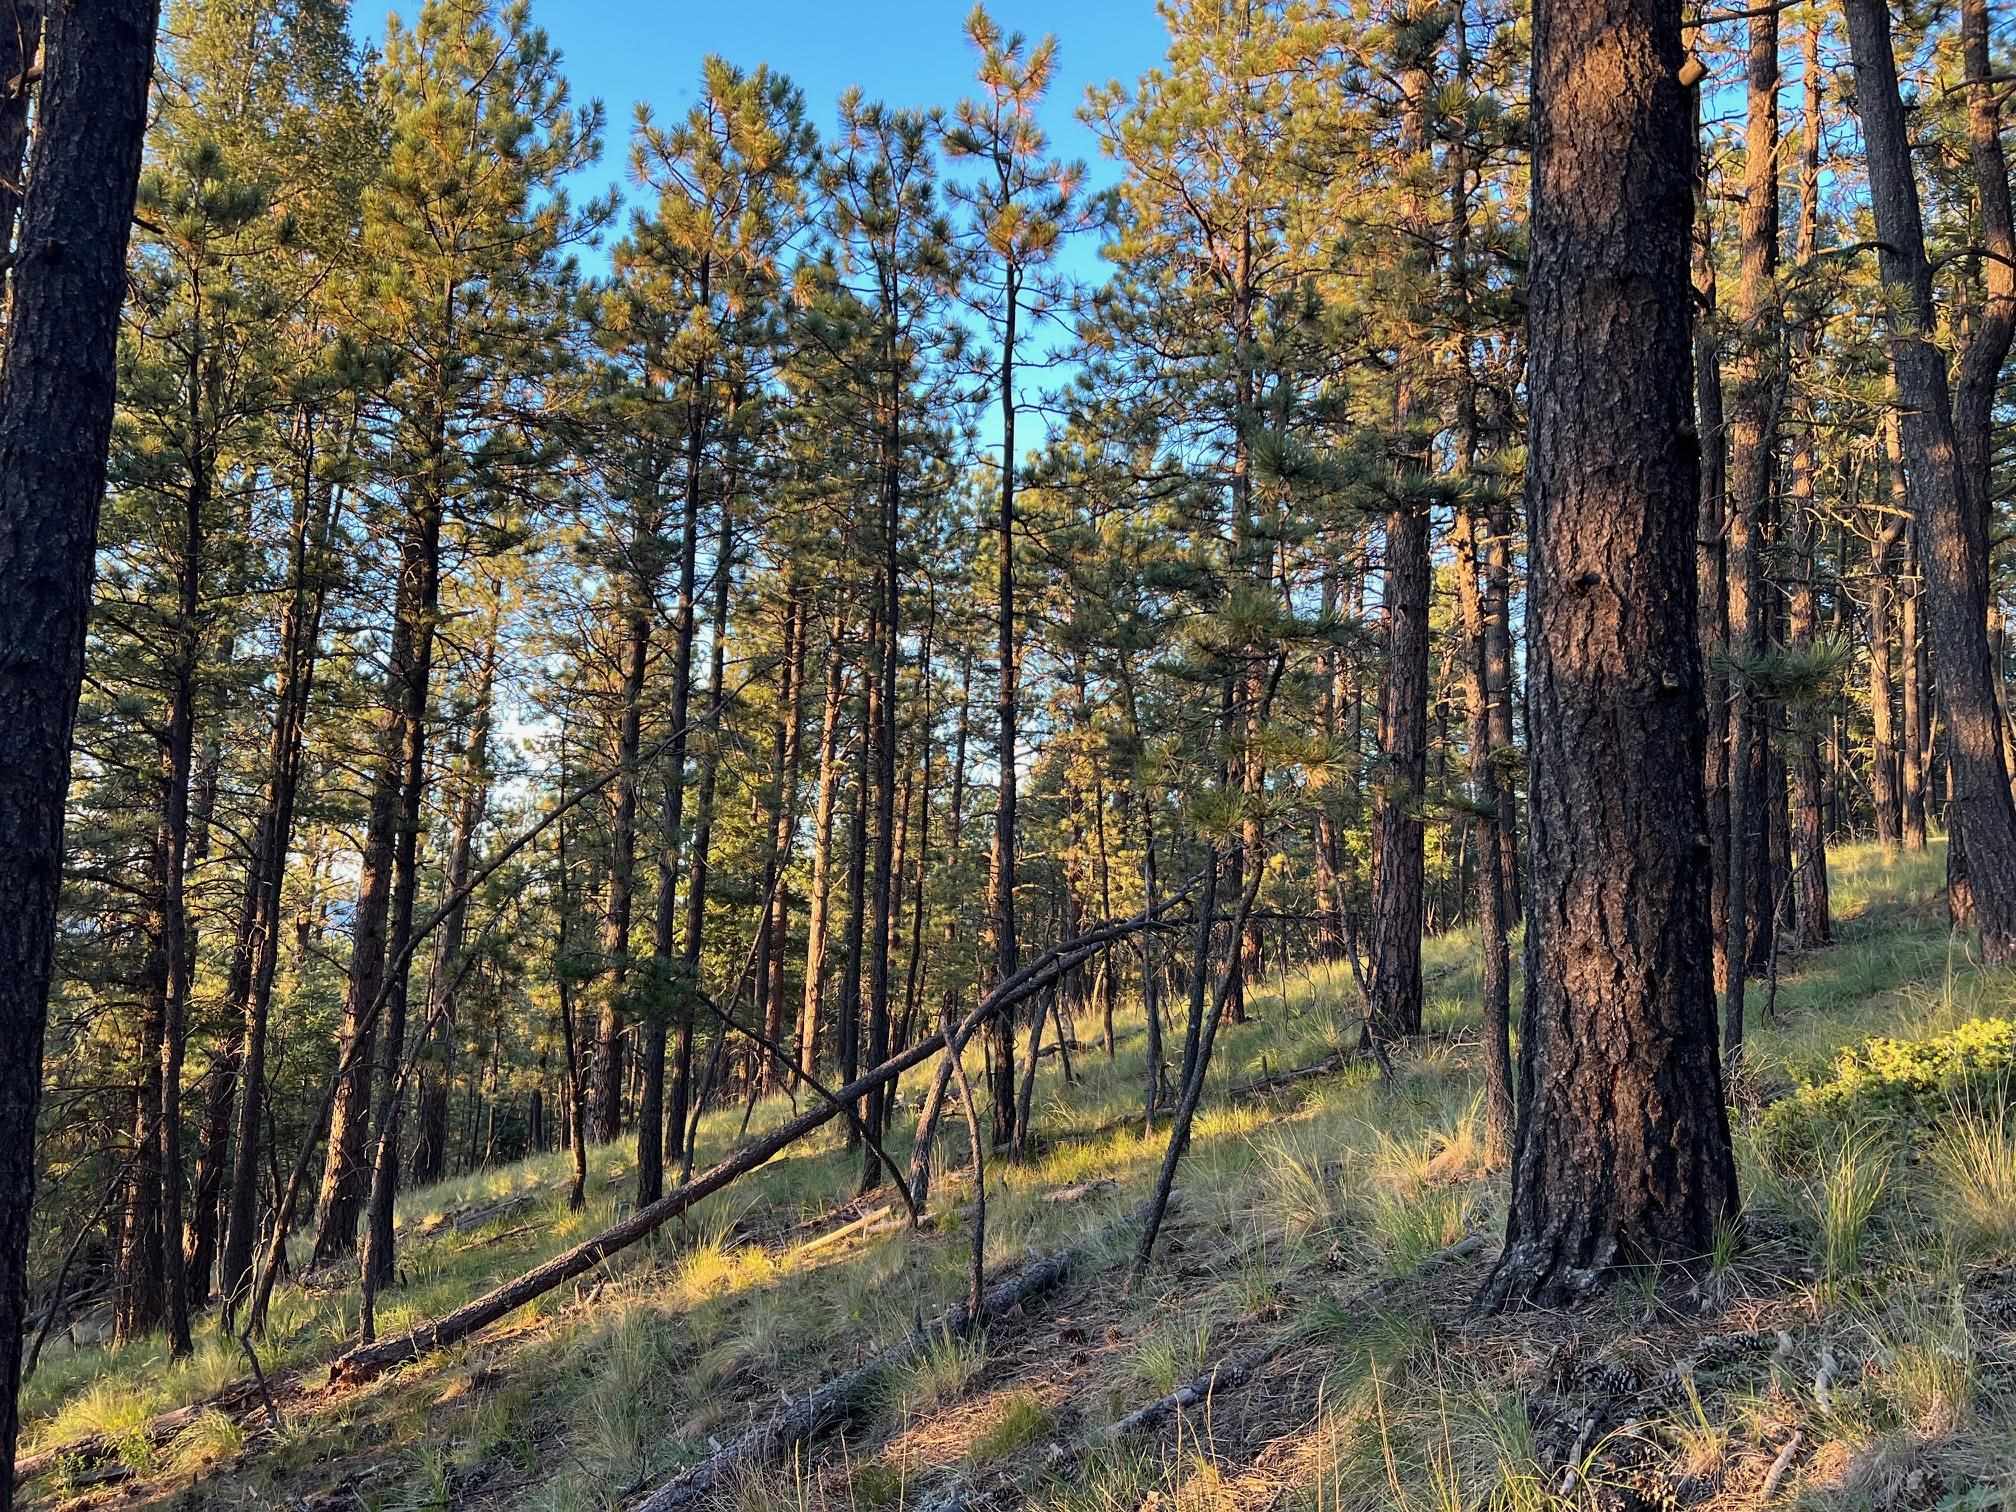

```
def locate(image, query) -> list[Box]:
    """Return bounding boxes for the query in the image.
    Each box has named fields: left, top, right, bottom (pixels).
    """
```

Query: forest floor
left=18, top=839, right=2016, bottom=1512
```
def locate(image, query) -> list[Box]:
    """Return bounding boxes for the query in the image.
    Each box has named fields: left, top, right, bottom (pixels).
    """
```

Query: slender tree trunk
left=595, top=587, right=648, bottom=1141
left=1901, top=536, right=1929, bottom=850
left=219, top=428, right=343, bottom=1312
left=758, top=587, right=808, bottom=1093
left=409, top=618, right=498, bottom=1192
left=987, top=281, right=1021, bottom=1144
left=1692, top=90, right=1730, bottom=996
left=1477, top=0, right=1736, bottom=1312
left=859, top=389, right=901, bottom=1183
left=1871, top=436, right=1908, bottom=848
left=630, top=313, right=711, bottom=1154
left=799, top=623, right=847, bottom=1086
left=0, top=0, right=41, bottom=322
left=1785, top=14, right=1831, bottom=948
left=1721, top=1, right=1778, bottom=1067
left=357, top=437, right=448, bottom=1292
left=1454, top=505, right=1515, bottom=1163
left=1365, top=54, right=1438, bottom=1046
left=838, top=678, right=872, bottom=1143
left=667, top=466, right=735, bottom=1189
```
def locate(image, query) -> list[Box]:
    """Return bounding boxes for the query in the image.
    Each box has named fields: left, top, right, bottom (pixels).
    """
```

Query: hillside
left=14, top=839, right=2015, bottom=1512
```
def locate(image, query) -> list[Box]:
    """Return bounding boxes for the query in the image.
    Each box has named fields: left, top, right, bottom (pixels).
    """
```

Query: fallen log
left=1100, top=1234, right=1486, bottom=1441
left=12, top=1368, right=303, bottom=1488
left=628, top=1252, right=1073, bottom=1512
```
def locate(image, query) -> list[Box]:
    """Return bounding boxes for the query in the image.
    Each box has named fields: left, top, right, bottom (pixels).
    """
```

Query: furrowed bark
left=1476, top=0, right=1736, bottom=1311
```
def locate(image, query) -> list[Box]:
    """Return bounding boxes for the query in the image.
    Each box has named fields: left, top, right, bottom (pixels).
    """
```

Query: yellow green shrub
left=1760, top=1017, right=2016, bottom=1166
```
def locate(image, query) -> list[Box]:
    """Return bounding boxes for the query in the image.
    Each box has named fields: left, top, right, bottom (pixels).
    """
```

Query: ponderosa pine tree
left=944, top=2, right=1087, bottom=1151
left=319, top=0, right=606, bottom=1270
left=1476, top=0, right=1736, bottom=1310
left=612, top=57, right=810, bottom=1204
left=1842, top=0, right=2016, bottom=962
left=0, top=0, right=161, bottom=1487
left=802, top=93, right=961, bottom=1182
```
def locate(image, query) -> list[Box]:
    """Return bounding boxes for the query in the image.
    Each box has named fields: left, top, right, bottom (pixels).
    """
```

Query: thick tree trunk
left=0, top=0, right=161, bottom=1485
left=1477, top=0, right=1736, bottom=1311
left=1844, top=0, right=2016, bottom=960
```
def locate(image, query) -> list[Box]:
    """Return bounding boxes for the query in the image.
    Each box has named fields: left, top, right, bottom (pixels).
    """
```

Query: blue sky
left=350, top=0, right=1171, bottom=245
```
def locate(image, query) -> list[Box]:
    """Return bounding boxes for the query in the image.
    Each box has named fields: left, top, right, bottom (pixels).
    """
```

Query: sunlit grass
left=31, top=833, right=2016, bottom=1512
left=1924, top=1099, right=2016, bottom=1256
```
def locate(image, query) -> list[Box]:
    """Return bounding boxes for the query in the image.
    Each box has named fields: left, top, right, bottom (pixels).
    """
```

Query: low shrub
left=1759, top=1017, right=2016, bottom=1166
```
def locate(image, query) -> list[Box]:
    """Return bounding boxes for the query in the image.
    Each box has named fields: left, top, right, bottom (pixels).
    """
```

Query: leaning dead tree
left=329, top=890, right=1193, bottom=1384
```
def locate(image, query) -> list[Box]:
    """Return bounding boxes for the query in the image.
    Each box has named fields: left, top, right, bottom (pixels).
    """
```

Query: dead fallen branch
left=1100, top=1234, right=1486, bottom=1441
left=328, top=899, right=1182, bottom=1387
left=794, top=1203, right=894, bottom=1259
left=1226, top=1053, right=1347, bottom=1099
left=628, top=1252, right=1073, bottom=1512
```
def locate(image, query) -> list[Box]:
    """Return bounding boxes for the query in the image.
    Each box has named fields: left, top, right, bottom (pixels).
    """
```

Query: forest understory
left=16, top=841, right=2015, bottom=1512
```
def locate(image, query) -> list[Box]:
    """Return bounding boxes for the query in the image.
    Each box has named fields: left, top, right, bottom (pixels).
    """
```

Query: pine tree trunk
left=860, top=392, right=902, bottom=1182
left=356, top=437, right=447, bottom=1289
left=630, top=305, right=712, bottom=1155
left=1454, top=506, right=1515, bottom=1162
left=409, top=618, right=498, bottom=1192
left=0, top=0, right=41, bottom=316
left=1477, top=0, right=1736, bottom=1311
left=597, top=594, right=648, bottom=1133
left=987, top=283, right=1021, bottom=1143
left=758, top=588, right=809, bottom=1093
left=1785, top=16, right=1831, bottom=949
left=218, top=421, right=343, bottom=1310
left=1692, top=99, right=1730, bottom=996
left=1844, top=0, right=2016, bottom=961
left=1365, top=57, right=1438, bottom=1045
left=668, top=468, right=735, bottom=1189
left=0, top=0, right=161, bottom=1481
left=799, top=623, right=847, bottom=1085
left=1721, top=2, right=1778, bottom=1066
left=1870, top=437, right=1908, bottom=849
left=1901, top=541, right=1929, bottom=850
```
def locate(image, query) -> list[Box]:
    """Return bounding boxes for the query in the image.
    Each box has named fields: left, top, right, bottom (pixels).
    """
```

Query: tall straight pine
left=1476, top=0, right=1736, bottom=1310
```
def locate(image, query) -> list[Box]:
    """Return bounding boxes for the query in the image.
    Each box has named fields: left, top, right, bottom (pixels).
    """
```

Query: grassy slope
left=22, top=838, right=2016, bottom=1511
